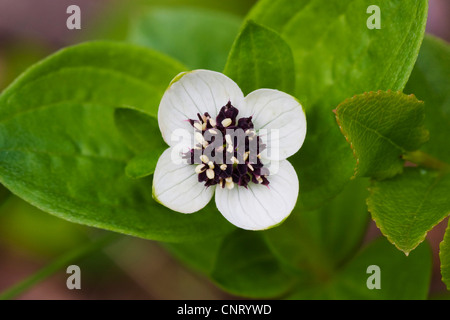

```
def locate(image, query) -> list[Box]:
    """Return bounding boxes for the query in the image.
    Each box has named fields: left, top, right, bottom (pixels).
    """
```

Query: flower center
left=184, top=102, right=270, bottom=190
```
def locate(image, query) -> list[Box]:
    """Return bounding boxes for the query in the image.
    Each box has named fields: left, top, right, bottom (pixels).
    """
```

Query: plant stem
left=403, top=150, right=450, bottom=173
left=0, top=233, right=119, bottom=300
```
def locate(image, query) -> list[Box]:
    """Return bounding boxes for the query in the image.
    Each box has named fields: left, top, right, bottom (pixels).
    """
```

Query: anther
left=209, top=118, right=217, bottom=127
left=225, top=134, right=233, bottom=145
left=226, top=181, right=235, bottom=190
left=195, top=132, right=205, bottom=144
left=206, top=169, right=215, bottom=180
left=195, top=164, right=206, bottom=174
left=222, top=118, right=233, bottom=128
left=194, top=122, right=203, bottom=131
left=208, top=161, right=215, bottom=169
left=200, top=155, right=209, bottom=163
left=220, top=164, right=227, bottom=171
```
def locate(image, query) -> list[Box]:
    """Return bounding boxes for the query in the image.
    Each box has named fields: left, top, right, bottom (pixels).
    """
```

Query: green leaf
left=264, top=178, right=369, bottom=275
left=0, top=196, right=88, bottom=257
left=0, top=184, right=10, bottom=205
left=114, top=107, right=166, bottom=154
left=289, top=238, right=432, bottom=300
left=211, top=230, right=295, bottom=298
left=405, top=36, right=450, bottom=165
left=404, top=36, right=450, bottom=289
left=247, top=0, right=428, bottom=210
left=128, top=7, right=242, bottom=71
left=124, top=152, right=162, bottom=179
left=114, top=107, right=166, bottom=178
left=441, top=220, right=450, bottom=290
left=163, top=237, right=225, bottom=275
left=368, top=168, right=450, bottom=254
left=336, top=91, right=429, bottom=180
left=0, top=41, right=235, bottom=242
left=224, top=20, right=295, bottom=95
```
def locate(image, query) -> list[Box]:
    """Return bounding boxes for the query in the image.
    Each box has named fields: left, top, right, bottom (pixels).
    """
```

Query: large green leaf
left=114, top=107, right=167, bottom=179
left=441, top=221, right=450, bottom=290
left=224, top=21, right=295, bottom=95
left=289, top=238, right=432, bottom=300
left=114, top=107, right=166, bottom=154
left=336, top=91, right=429, bottom=180
left=0, top=41, right=235, bottom=242
left=211, top=230, right=295, bottom=298
left=264, top=178, right=369, bottom=275
left=247, top=0, right=428, bottom=209
left=128, top=7, right=242, bottom=71
left=368, top=169, right=450, bottom=254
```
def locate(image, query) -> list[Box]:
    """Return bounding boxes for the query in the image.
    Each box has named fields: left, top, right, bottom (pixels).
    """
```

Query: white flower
left=152, top=70, right=307, bottom=231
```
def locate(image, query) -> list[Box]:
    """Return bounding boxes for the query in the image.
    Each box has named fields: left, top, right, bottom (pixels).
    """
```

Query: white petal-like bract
left=215, top=160, right=299, bottom=230
left=158, top=70, right=244, bottom=146
left=238, top=89, right=306, bottom=161
left=153, top=148, right=215, bottom=214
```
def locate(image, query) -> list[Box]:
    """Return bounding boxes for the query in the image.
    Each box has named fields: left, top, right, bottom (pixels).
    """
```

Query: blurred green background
left=0, top=0, right=449, bottom=299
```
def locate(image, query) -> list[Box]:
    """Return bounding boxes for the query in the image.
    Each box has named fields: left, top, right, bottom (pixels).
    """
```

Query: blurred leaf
left=163, top=237, right=224, bottom=275
left=0, top=196, right=88, bottom=257
left=336, top=91, right=429, bottom=180
left=224, top=20, right=295, bottom=95
left=247, top=0, right=428, bottom=210
left=114, top=107, right=166, bottom=154
left=368, top=169, right=450, bottom=254
left=405, top=36, right=450, bottom=165
left=289, top=238, right=432, bottom=300
left=0, top=41, right=49, bottom=91
left=0, top=233, right=118, bottom=300
left=114, top=107, right=166, bottom=178
left=0, top=41, right=234, bottom=242
left=0, top=184, right=10, bottom=205
left=211, top=230, right=295, bottom=298
left=264, top=178, right=369, bottom=275
left=441, top=220, right=450, bottom=290
left=128, top=7, right=242, bottom=71
left=125, top=152, right=163, bottom=179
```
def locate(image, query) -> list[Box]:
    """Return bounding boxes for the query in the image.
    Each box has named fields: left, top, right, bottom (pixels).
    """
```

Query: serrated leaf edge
left=335, top=90, right=425, bottom=180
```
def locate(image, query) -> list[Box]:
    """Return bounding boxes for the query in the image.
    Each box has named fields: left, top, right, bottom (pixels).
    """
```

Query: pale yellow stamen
left=226, top=181, right=235, bottom=190
left=195, top=132, right=205, bottom=144
left=222, top=118, right=233, bottom=128
left=206, top=169, right=215, bottom=180
left=194, top=122, right=203, bottom=131
left=200, top=155, right=209, bottom=163
left=195, top=164, right=206, bottom=174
